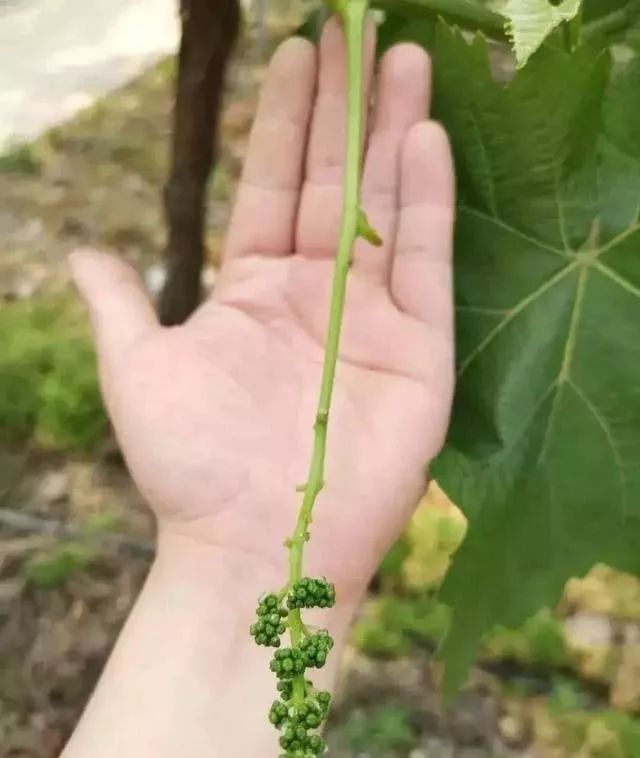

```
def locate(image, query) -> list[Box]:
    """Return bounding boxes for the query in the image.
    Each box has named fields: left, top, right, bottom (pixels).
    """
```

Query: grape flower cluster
left=250, top=593, right=288, bottom=647
left=287, top=577, right=336, bottom=610
left=251, top=577, right=336, bottom=756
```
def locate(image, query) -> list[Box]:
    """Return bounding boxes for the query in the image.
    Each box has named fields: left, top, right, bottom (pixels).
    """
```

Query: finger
left=391, top=121, right=455, bottom=325
left=69, top=249, right=159, bottom=359
left=354, top=44, right=431, bottom=281
left=225, top=38, right=316, bottom=259
left=296, top=16, right=376, bottom=259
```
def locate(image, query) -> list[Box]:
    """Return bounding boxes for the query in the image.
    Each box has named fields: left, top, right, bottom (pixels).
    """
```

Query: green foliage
left=0, top=144, right=42, bottom=175
left=340, top=705, right=418, bottom=755
left=503, top=0, right=582, bottom=67
left=548, top=677, right=591, bottom=712
left=0, top=298, right=106, bottom=450
left=426, top=24, right=640, bottom=693
left=37, top=338, right=106, bottom=449
left=353, top=592, right=451, bottom=657
left=373, top=0, right=505, bottom=39
left=582, top=0, right=640, bottom=43
left=24, top=543, right=95, bottom=589
left=354, top=589, right=573, bottom=675
left=482, top=609, right=571, bottom=668
left=547, top=698, right=640, bottom=757
left=297, top=0, right=640, bottom=710
left=375, top=0, right=640, bottom=62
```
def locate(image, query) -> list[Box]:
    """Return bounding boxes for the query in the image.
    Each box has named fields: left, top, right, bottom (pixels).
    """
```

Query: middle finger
left=295, top=16, right=376, bottom=259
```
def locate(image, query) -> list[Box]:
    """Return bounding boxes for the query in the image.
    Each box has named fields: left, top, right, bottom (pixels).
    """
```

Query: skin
left=62, top=20, right=454, bottom=758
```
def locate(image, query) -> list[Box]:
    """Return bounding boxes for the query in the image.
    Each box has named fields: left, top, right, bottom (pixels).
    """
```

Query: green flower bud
left=307, top=734, right=325, bottom=753
left=306, top=713, right=321, bottom=728
left=287, top=577, right=336, bottom=610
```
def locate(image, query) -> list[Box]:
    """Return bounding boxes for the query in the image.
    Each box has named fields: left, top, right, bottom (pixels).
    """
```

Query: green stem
left=287, top=0, right=367, bottom=706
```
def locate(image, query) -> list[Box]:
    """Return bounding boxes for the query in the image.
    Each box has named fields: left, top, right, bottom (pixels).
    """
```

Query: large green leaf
left=372, top=0, right=505, bottom=39
left=374, top=0, right=640, bottom=56
left=431, top=25, right=640, bottom=694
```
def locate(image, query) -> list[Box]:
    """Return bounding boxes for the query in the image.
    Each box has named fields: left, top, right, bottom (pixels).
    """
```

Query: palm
left=73, top=25, right=454, bottom=594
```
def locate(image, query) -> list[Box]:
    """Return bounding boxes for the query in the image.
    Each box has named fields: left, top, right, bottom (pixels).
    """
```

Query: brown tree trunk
left=159, top=0, right=241, bottom=326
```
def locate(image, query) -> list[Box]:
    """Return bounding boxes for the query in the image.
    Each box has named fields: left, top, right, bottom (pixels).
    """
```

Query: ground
left=2, top=9, right=640, bottom=758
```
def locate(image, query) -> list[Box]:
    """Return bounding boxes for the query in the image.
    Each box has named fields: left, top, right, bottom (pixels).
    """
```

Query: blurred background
left=2, top=1, right=640, bottom=756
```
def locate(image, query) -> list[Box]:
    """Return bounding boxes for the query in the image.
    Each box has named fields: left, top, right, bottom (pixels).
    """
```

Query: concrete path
left=0, top=0, right=179, bottom=151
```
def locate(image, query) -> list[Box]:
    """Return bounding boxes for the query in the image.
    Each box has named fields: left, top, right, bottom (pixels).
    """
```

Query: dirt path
left=0, top=0, right=178, bottom=152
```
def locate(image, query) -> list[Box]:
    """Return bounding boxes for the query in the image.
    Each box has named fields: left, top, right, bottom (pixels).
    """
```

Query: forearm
left=61, top=531, right=356, bottom=758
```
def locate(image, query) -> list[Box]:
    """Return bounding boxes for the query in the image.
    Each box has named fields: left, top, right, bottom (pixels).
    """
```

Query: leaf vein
left=567, top=379, right=627, bottom=520
left=466, top=113, right=499, bottom=218
left=594, top=223, right=640, bottom=259
left=594, top=261, right=640, bottom=299
left=540, top=265, right=588, bottom=457
left=459, top=205, right=571, bottom=260
left=552, top=160, right=571, bottom=253
left=494, top=381, right=558, bottom=466
left=458, top=262, right=578, bottom=378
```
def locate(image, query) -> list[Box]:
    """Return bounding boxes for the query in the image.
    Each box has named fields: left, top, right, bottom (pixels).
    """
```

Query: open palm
left=72, top=22, right=455, bottom=599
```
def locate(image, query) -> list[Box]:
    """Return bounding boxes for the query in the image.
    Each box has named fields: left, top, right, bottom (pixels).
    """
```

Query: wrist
left=155, top=527, right=282, bottom=611
left=154, top=527, right=360, bottom=645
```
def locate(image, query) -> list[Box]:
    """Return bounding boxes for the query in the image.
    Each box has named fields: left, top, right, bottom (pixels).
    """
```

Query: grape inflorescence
left=249, top=5, right=369, bottom=754
left=287, top=578, right=336, bottom=610
left=250, top=577, right=336, bottom=756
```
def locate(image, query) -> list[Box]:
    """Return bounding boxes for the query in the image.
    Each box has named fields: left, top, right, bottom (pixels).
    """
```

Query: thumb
left=69, top=249, right=159, bottom=360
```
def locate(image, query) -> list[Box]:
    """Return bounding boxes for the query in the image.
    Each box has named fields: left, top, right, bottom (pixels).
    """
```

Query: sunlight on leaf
left=504, top=0, right=583, bottom=66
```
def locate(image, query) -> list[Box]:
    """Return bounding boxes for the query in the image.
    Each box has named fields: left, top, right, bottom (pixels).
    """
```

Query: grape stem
left=286, top=0, right=369, bottom=706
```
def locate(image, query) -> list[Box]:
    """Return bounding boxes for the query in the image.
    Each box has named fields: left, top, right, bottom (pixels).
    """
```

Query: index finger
left=225, top=38, right=317, bottom=260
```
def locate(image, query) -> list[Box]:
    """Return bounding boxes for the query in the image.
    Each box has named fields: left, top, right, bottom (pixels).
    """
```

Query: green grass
left=340, top=705, right=419, bottom=755
left=546, top=683, right=640, bottom=758
left=0, top=144, right=42, bottom=175
left=353, top=592, right=451, bottom=657
left=25, top=542, right=96, bottom=589
left=481, top=609, right=571, bottom=669
left=0, top=296, right=106, bottom=450
left=354, top=588, right=571, bottom=672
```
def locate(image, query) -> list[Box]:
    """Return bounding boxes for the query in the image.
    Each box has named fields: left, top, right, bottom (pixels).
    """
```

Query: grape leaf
left=374, top=0, right=640, bottom=53
left=583, top=0, right=640, bottom=33
left=431, top=24, right=640, bottom=694
left=583, top=1, right=640, bottom=51
left=503, top=0, right=582, bottom=66
left=372, top=0, right=505, bottom=39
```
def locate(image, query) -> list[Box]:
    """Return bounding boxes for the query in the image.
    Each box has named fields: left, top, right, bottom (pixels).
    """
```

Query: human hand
left=71, top=21, right=455, bottom=605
